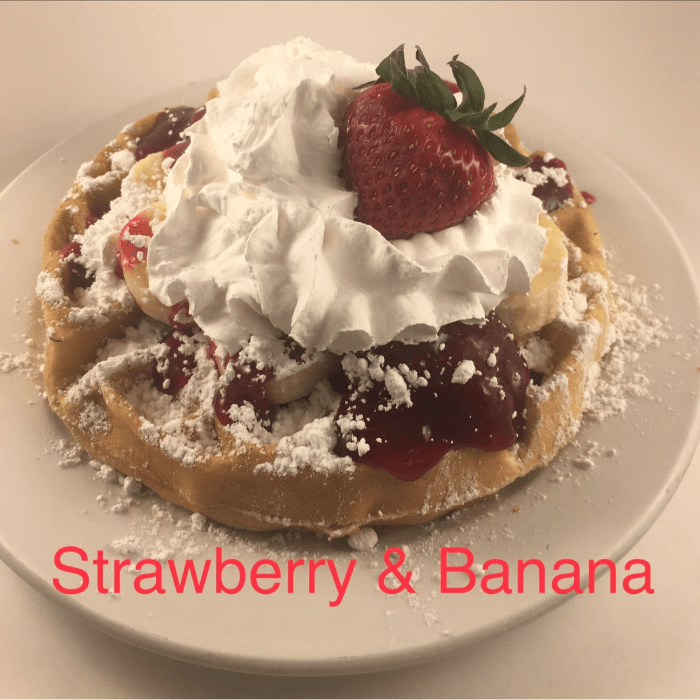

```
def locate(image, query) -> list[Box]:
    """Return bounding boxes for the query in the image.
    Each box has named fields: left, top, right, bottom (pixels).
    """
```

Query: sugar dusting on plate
left=4, top=258, right=699, bottom=630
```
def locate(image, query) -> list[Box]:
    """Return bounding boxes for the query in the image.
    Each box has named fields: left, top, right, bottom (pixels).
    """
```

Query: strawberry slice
left=59, top=240, right=94, bottom=291
left=163, top=140, right=189, bottom=163
left=515, top=153, right=573, bottom=213
left=134, top=106, right=199, bottom=161
left=117, top=211, right=182, bottom=326
left=340, top=45, right=530, bottom=240
left=117, top=213, right=152, bottom=273
left=210, top=341, right=272, bottom=426
left=210, top=337, right=337, bottom=425
left=168, top=299, right=198, bottom=332
left=152, top=334, right=197, bottom=395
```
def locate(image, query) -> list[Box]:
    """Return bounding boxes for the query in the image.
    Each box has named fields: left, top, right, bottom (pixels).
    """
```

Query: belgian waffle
left=39, top=108, right=609, bottom=538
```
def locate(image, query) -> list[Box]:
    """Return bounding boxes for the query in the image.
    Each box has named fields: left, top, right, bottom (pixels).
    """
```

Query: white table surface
left=2, top=1, right=699, bottom=697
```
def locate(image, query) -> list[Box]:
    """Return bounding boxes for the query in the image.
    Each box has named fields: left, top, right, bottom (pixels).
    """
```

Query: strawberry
left=59, top=240, right=94, bottom=291
left=117, top=213, right=153, bottom=273
left=134, top=105, right=205, bottom=161
left=339, top=45, right=530, bottom=240
left=152, top=333, right=197, bottom=395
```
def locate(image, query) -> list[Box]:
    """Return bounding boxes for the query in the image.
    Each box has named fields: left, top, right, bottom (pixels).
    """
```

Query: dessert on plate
left=38, top=39, right=609, bottom=538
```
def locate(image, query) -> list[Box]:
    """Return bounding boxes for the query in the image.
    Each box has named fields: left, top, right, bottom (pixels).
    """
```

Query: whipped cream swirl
left=148, top=38, right=546, bottom=354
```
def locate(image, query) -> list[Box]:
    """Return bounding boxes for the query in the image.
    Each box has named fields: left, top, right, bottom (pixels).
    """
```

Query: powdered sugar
left=109, top=149, right=136, bottom=172
left=583, top=272, right=672, bottom=421
left=71, top=331, right=224, bottom=467
left=51, top=438, right=86, bottom=467
left=0, top=351, right=31, bottom=373
left=521, top=336, right=554, bottom=374
left=63, top=321, right=162, bottom=405
left=258, top=413, right=354, bottom=476
left=76, top=168, right=121, bottom=196
left=348, top=527, right=379, bottom=551
left=132, top=375, right=221, bottom=467
left=36, top=271, right=68, bottom=306
left=77, top=400, right=111, bottom=436
left=236, top=335, right=325, bottom=380
left=383, top=367, right=412, bottom=408
left=452, top=359, right=477, bottom=384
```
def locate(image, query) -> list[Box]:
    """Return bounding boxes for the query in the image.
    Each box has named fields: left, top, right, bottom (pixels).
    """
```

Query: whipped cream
left=147, top=38, right=546, bottom=354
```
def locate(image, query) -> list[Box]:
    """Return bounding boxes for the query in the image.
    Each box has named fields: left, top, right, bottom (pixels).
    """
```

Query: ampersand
left=378, top=547, right=416, bottom=594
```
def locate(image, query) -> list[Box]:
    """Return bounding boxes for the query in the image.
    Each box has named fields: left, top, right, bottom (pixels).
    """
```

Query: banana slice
left=212, top=339, right=339, bottom=407
left=131, top=151, right=168, bottom=189
left=266, top=353, right=339, bottom=405
left=116, top=152, right=197, bottom=327
left=118, top=203, right=172, bottom=324
left=496, top=213, right=568, bottom=337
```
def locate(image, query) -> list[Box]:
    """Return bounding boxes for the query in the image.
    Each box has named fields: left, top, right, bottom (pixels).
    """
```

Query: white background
left=1, top=1, right=699, bottom=696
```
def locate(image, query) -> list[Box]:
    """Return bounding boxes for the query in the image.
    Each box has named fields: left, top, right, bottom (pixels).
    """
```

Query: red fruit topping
left=163, top=140, right=189, bottom=163
left=59, top=240, right=81, bottom=260
left=211, top=344, right=272, bottom=426
left=84, top=194, right=112, bottom=229
left=283, top=335, right=307, bottom=364
left=339, top=45, right=530, bottom=240
left=152, top=335, right=197, bottom=395
left=134, top=106, right=199, bottom=161
left=160, top=106, right=206, bottom=163
left=581, top=190, right=596, bottom=205
left=341, top=83, right=497, bottom=239
left=209, top=336, right=315, bottom=425
left=118, top=213, right=153, bottom=272
left=334, top=313, right=529, bottom=481
left=101, top=235, right=124, bottom=280
left=168, top=299, right=198, bottom=332
left=59, top=240, right=94, bottom=291
left=328, top=367, right=352, bottom=396
left=515, top=153, right=574, bottom=213
left=113, top=256, right=124, bottom=280
left=189, top=105, right=206, bottom=126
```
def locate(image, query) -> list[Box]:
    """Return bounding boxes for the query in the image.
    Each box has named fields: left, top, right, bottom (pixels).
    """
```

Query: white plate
left=1, top=81, right=700, bottom=677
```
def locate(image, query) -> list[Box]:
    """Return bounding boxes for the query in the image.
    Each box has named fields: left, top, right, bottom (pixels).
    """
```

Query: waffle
left=39, top=109, right=609, bottom=538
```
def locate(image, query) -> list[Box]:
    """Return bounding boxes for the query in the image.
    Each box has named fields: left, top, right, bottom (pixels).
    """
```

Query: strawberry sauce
left=59, top=241, right=94, bottom=291
left=84, top=195, right=113, bottom=229
left=117, top=214, right=153, bottom=272
left=152, top=334, right=197, bottom=395
left=516, top=153, right=596, bottom=211
left=134, top=106, right=201, bottom=161
left=516, top=154, right=573, bottom=212
left=334, top=315, right=529, bottom=481
left=214, top=355, right=273, bottom=426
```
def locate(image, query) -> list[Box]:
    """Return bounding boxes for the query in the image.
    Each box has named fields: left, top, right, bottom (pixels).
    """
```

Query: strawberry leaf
left=377, top=44, right=407, bottom=84
left=479, top=130, right=532, bottom=167
left=449, top=102, right=496, bottom=130
left=354, top=79, right=381, bottom=90
left=448, top=57, right=485, bottom=113
left=415, top=46, right=431, bottom=70
left=414, top=45, right=456, bottom=111
left=370, top=45, right=529, bottom=166
left=414, top=65, right=457, bottom=113
left=486, top=87, right=527, bottom=131
left=389, top=57, right=417, bottom=101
